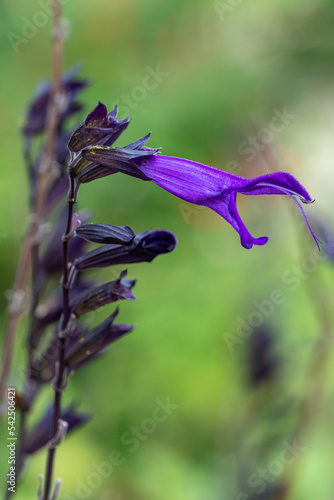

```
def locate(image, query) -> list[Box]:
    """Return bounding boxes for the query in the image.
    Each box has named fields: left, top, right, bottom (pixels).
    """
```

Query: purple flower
left=77, top=127, right=318, bottom=249
left=133, top=155, right=319, bottom=250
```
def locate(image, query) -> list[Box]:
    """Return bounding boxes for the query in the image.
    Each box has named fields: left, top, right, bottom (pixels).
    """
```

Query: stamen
left=286, top=193, right=321, bottom=251
left=256, top=182, right=321, bottom=250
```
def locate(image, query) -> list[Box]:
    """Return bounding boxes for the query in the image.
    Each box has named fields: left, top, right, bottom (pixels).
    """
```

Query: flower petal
left=205, top=193, right=268, bottom=249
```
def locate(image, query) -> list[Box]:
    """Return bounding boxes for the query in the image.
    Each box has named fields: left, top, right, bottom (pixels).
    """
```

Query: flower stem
left=0, top=0, right=63, bottom=410
left=43, top=171, right=76, bottom=500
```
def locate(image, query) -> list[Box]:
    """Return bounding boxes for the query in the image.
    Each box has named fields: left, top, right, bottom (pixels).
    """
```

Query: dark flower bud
left=71, top=270, right=136, bottom=317
left=22, top=404, right=90, bottom=455
left=68, top=101, right=130, bottom=152
left=73, top=229, right=177, bottom=271
left=65, top=308, right=133, bottom=368
left=23, top=66, right=88, bottom=137
left=76, top=223, right=135, bottom=245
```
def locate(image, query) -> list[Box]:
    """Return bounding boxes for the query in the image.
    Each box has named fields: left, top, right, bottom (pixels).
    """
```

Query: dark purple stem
left=43, top=171, right=76, bottom=500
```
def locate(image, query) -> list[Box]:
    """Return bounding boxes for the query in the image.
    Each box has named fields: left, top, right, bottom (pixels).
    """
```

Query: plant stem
left=0, top=0, right=63, bottom=409
left=43, top=171, right=75, bottom=500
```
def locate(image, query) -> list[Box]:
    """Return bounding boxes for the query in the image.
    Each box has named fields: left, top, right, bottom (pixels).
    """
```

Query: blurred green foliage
left=1, top=1, right=334, bottom=499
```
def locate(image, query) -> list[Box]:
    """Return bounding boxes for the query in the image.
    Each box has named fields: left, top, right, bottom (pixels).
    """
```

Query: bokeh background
left=1, top=1, right=334, bottom=499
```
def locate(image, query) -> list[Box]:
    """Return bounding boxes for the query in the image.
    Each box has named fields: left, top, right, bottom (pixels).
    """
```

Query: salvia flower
left=73, top=102, right=318, bottom=249
left=132, top=155, right=319, bottom=249
left=68, top=101, right=130, bottom=152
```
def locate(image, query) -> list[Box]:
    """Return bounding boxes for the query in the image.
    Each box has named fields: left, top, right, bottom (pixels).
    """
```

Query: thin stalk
left=0, top=0, right=63, bottom=408
left=43, top=171, right=76, bottom=500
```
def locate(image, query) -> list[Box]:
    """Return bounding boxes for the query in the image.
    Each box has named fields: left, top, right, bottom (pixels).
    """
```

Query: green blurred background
left=1, top=1, right=334, bottom=499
